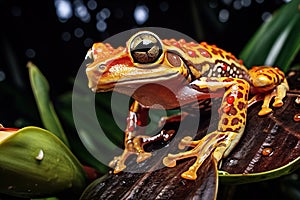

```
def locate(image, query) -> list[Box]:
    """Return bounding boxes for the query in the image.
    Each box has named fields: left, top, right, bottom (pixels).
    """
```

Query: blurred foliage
left=28, top=62, right=69, bottom=147
left=239, top=0, right=300, bottom=71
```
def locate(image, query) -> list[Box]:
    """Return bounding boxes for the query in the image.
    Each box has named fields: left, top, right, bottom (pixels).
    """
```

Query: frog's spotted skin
left=163, top=77, right=251, bottom=180
left=85, top=31, right=289, bottom=181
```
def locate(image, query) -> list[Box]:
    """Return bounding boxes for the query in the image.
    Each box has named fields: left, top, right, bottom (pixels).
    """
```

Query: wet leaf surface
left=220, top=68, right=300, bottom=178
left=81, top=158, right=218, bottom=200
left=220, top=92, right=300, bottom=183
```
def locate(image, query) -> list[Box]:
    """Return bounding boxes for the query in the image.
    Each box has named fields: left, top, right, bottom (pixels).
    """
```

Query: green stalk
left=27, top=62, right=69, bottom=147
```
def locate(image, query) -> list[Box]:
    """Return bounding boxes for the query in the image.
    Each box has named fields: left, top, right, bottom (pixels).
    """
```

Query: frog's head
left=85, top=31, right=191, bottom=95
left=248, top=66, right=286, bottom=93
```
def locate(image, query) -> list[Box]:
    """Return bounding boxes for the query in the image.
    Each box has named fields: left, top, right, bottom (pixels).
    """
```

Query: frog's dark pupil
left=130, top=33, right=163, bottom=64
left=135, top=41, right=154, bottom=51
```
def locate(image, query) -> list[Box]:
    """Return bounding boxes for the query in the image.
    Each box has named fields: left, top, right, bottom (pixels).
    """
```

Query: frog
left=85, top=31, right=289, bottom=180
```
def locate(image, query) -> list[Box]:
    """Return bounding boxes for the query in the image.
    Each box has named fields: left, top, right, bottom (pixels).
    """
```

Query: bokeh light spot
left=134, top=5, right=149, bottom=25
left=255, top=0, right=264, bottom=3
left=84, top=38, right=94, bottom=47
left=96, top=20, right=107, bottom=32
left=261, top=11, right=272, bottom=21
left=219, top=9, right=230, bottom=23
left=209, top=0, right=218, bottom=8
left=61, top=31, right=71, bottom=41
left=241, top=0, right=252, bottom=7
left=0, top=71, right=6, bottom=82
left=74, top=0, right=90, bottom=23
left=54, top=0, right=72, bottom=22
left=100, top=8, right=111, bottom=19
left=159, top=1, right=169, bottom=12
left=233, top=0, right=242, bottom=9
left=74, top=27, right=84, bottom=38
left=25, top=48, right=36, bottom=58
left=223, top=0, right=233, bottom=5
left=87, top=0, right=97, bottom=10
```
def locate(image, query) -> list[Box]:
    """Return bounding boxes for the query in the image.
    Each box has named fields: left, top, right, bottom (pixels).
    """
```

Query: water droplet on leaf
left=295, top=96, right=300, bottom=105
left=294, top=114, right=300, bottom=122
left=227, top=158, right=238, bottom=166
left=35, top=149, right=44, bottom=161
left=262, top=147, right=273, bottom=156
left=7, top=185, right=14, bottom=190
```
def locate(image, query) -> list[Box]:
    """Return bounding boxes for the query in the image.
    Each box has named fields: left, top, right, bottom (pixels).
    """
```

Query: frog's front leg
left=163, top=77, right=250, bottom=180
left=109, top=100, right=175, bottom=173
left=109, top=100, right=150, bottom=173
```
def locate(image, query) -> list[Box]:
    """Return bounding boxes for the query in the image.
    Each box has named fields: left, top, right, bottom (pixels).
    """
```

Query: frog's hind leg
left=248, top=79, right=289, bottom=116
left=163, top=77, right=250, bottom=180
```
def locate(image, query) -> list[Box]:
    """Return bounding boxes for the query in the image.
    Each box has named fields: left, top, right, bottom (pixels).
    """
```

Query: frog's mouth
left=87, top=67, right=183, bottom=94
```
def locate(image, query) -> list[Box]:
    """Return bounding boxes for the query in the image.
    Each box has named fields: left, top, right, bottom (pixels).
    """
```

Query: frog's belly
left=115, top=83, right=224, bottom=110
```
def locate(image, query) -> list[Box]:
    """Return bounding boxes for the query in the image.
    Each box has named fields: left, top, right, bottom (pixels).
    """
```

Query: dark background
left=0, top=0, right=288, bottom=127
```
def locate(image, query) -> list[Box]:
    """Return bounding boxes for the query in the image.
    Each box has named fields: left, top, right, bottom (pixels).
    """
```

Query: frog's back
left=162, top=39, right=249, bottom=81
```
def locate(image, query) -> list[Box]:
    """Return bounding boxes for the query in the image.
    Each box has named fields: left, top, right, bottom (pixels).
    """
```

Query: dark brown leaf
left=220, top=92, right=300, bottom=173
left=80, top=157, right=218, bottom=200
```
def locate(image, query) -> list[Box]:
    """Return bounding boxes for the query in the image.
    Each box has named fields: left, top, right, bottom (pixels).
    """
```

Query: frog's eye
left=129, top=31, right=163, bottom=64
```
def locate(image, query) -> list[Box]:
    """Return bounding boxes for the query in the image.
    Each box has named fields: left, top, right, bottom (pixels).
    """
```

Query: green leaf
left=240, top=0, right=300, bottom=72
left=32, top=198, right=59, bottom=200
left=0, top=126, right=86, bottom=198
left=27, top=62, right=69, bottom=147
left=219, top=156, right=300, bottom=185
left=57, top=91, right=113, bottom=174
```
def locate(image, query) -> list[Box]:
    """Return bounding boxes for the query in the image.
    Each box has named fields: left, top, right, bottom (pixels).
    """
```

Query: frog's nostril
left=98, top=64, right=106, bottom=71
left=129, top=31, right=163, bottom=64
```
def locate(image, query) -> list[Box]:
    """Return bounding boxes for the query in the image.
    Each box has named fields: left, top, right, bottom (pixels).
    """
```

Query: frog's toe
left=108, top=156, right=119, bottom=168
left=273, top=97, right=284, bottom=107
left=163, top=155, right=177, bottom=167
left=178, top=136, right=193, bottom=150
left=258, top=106, right=273, bottom=116
left=114, top=163, right=126, bottom=173
left=109, top=156, right=127, bottom=173
left=181, top=170, right=197, bottom=180
left=136, top=152, right=152, bottom=163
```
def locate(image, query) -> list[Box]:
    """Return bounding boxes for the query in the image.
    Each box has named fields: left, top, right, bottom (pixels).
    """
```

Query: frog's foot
left=109, top=135, right=152, bottom=173
left=109, top=150, right=152, bottom=173
left=109, top=130, right=176, bottom=173
left=109, top=136, right=152, bottom=174
left=249, top=80, right=289, bottom=116
left=163, top=131, right=233, bottom=180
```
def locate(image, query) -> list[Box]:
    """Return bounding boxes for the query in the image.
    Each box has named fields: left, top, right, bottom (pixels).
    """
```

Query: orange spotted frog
left=85, top=31, right=289, bottom=180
